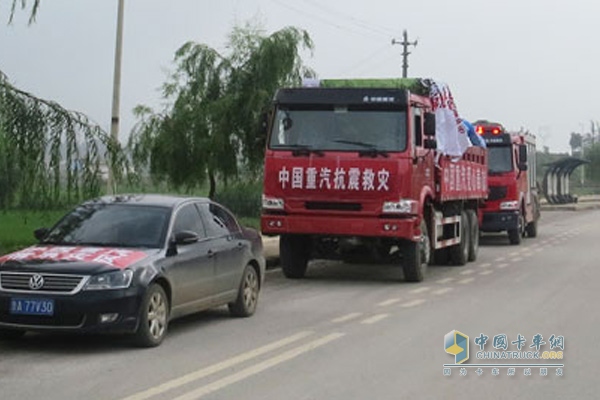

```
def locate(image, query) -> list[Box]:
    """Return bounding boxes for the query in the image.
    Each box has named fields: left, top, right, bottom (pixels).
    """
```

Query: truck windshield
left=488, top=146, right=513, bottom=174
left=269, top=107, right=407, bottom=152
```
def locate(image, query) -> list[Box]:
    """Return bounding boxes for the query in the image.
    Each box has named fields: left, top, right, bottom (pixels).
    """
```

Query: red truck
left=474, top=120, right=540, bottom=244
left=261, top=79, right=488, bottom=282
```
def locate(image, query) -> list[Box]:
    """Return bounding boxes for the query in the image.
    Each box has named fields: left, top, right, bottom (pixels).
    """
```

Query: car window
left=198, top=203, right=240, bottom=237
left=172, top=203, right=207, bottom=238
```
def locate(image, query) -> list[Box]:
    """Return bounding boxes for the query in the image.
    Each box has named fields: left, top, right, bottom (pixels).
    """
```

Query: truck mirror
left=518, top=144, right=527, bottom=163
left=424, top=138, right=437, bottom=150
left=260, top=112, right=270, bottom=135
left=424, top=113, right=436, bottom=136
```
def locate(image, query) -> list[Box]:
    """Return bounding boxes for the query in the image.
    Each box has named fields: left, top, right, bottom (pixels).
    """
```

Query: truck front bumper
left=480, top=211, right=519, bottom=232
left=261, top=214, right=420, bottom=241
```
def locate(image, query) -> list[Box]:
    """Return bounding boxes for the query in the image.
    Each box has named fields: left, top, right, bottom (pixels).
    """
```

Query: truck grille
left=305, top=201, right=362, bottom=211
left=488, top=186, right=507, bottom=201
left=0, top=272, right=87, bottom=294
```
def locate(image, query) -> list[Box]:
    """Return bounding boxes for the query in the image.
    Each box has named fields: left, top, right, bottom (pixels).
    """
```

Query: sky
left=1, top=0, right=598, bottom=153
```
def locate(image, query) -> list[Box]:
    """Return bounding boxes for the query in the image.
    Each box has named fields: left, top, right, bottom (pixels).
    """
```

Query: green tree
left=129, top=24, right=314, bottom=198
left=1, top=0, right=126, bottom=208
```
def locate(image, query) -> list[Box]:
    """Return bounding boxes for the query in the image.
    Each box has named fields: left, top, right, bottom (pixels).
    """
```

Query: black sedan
left=0, top=195, right=265, bottom=347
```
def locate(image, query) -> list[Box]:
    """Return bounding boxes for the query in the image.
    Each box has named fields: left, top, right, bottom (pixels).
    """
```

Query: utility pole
left=392, top=30, right=418, bottom=78
left=107, top=0, right=125, bottom=195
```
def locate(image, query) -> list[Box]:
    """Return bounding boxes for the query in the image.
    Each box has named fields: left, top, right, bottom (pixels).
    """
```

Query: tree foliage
left=0, top=72, right=126, bottom=208
left=129, top=24, right=314, bottom=198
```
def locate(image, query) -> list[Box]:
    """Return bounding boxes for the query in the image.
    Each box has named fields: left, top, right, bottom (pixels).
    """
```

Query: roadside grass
left=0, top=210, right=67, bottom=256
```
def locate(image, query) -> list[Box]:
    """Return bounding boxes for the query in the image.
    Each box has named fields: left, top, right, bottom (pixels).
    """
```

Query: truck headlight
left=382, top=199, right=418, bottom=215
left=499, top=201, right=519, bottom=210
left=262, top=195, right=284, bottom=210
left=84, top=270, right=133, bottom=290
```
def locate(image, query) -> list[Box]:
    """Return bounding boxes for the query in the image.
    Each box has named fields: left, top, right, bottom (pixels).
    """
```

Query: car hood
left=0, top=245, right=158, bottom=273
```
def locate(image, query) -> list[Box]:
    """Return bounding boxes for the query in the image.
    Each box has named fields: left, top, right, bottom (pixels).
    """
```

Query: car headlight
left=382, top=199, right=419, bottom=215
left=499, top=201, right=519, bottom=210
left=262, top=195, right=284, bottom=210
left=84, top=270, right=133, bottom=290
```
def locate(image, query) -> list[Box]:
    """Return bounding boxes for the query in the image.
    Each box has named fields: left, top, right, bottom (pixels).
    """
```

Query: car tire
left=280, top=235, right=309, bottom=279
left=134, top=283, right=169, bottom=348
left=0, top=329, right=26, bottom=340
left=449, top=211, right=470, bottom=266
left=229, top=264, right=260, bottom=318
left=466, top=209, right=479, bottom=262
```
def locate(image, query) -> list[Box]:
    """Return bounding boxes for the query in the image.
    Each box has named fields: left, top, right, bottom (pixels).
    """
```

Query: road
left=1, top=210, right=598, bottom=400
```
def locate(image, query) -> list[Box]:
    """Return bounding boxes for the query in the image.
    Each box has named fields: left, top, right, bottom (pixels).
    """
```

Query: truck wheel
left=525, top=220, right=538, bottom=238
left=280, top=235, right=309, bottom=279
left=449, top=211, right=470, bottom=266
left=508, top=214, right=524, bottom=245
left=466, top=209, right=479, bottom=262
left=402, top=220, right=429, bottom=282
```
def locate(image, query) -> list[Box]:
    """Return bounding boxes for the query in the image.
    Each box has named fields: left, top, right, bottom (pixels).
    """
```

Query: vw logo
left=29, top=274, right=44, bottom=290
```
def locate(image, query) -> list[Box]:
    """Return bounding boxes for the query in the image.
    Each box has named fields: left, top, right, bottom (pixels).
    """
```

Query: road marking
left=480, top=270, right=493, bottom=276
left=409, top=286, right=431, bottom=294
left=479, top=263, right=492, bottom=268
left=120, top=331, right=314, bottom=400
left=497, top=263, right=509, bottom=269
left=401, top=299, right=426, bottom=308
left=361, top=314, right=390, bottom=325
left=332, top=313, right=363, bottom=323
left=432, top=287, right=453, bottom=295
left=436, top=277, right=454, bottom=284
left=509, top=251, right=519, bottom=256
left=457, top=277, right=475, bottom=284
left=494, top=257, right=505, bottom=262
left=378, top=298, right=401, bottom=307
left=459, top=269, right=475, bottom=275
left=511, top=257, right=523, bottom=262
left=172, top=333, right=346, bottom=400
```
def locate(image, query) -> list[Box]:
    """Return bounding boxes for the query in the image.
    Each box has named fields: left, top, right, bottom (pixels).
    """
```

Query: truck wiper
left=332, top=139, right=389, bottom=158
left=279, top=144, right=324, bottom=157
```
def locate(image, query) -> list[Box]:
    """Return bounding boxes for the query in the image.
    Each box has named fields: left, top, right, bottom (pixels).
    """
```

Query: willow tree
left=129, top=24, right=314, bottom=198
left=1, top=0, right=126, bottom=208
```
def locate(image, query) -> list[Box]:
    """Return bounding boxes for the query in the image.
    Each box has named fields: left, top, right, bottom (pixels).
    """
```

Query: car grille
left=305, top=201, right=362, bottom=211
left=0, top=272, right=87, bottom=294
left=488, top=186, right=508, bottom=201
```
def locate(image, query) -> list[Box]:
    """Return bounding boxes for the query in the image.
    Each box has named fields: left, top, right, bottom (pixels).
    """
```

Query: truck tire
left=402, top=220, right=429, bottom=282
left=466, top=209, right=479, bottom=262
left=449, top=211, right=469, bottom=266
left=508, top=213, right=524, bottom=245
left=280, top=235, right=309, bottom=279
left=525, top=220, right=538, bottom=238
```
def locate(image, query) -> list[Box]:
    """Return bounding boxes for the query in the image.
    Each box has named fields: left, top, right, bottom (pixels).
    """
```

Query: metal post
left=392, top=30, right=418, bottom=78
left=107, top=0, right=125, bottom=195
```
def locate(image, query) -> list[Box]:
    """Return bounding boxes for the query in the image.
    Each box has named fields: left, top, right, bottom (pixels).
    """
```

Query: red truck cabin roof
left=474, top=120, right=511, bottom=146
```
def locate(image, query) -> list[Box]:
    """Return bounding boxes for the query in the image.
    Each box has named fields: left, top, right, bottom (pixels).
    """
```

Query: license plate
left=10, top=298, right=55, bottom=316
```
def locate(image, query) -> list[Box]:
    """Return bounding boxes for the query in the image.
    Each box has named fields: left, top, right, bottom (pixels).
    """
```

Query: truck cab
left=475, top=120, right=540, bottom=244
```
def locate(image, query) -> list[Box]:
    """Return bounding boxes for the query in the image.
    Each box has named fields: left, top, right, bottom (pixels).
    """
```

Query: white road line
left=432, top=287, right=453, bottom=295
left=497, top=263, right=509, bottom=269
left=172, top=333, right=346, bottom=400
left=436, top=277, right=454, bottom=284
left=401, top=299, right=426, bottom=308
left=377, top=298, right=401, bottom=307
left=457, top=277, right=475, bottom=284
left=332, top=313, right=363, bottom=323
left=361, top=314, right=390, bottom=325
left=479, top=263, right=492, bottom=268
left=459, top=269, right=475, bottom=275
left=494, top=257, right=505, bottom=262
left=409, top=286, right=431, bottom=294
left=479, top=270, right=493, bottom=276
left=120, top=331, right=314, bottom=400
left=511, top=257, right=523, bottom=262
left=509, top=252, right=519, bottom=256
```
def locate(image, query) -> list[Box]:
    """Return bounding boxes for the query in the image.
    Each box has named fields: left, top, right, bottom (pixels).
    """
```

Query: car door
left=198, top=203, right=247, bottom=298
left=164, top=203, right=215, bottom=312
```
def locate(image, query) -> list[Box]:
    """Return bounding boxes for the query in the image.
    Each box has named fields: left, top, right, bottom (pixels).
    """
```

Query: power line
left=335, top=43, right=395, bottom=76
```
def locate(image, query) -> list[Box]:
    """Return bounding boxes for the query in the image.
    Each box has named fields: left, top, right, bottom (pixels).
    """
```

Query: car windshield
left=488, top=146, right=513, bottom=174
left=269, top=107, right=407, bottom=152
left=43, top=203, right=171, bottom=248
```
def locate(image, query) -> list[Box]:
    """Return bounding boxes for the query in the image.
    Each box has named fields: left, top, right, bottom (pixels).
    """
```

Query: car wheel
left=134, top=283, right=169, bottom=348
left=229, top=264, right=260, bottom=318
left=466, top=209, right=479, bottom=262
left=0, top=329, right=26, bottom=340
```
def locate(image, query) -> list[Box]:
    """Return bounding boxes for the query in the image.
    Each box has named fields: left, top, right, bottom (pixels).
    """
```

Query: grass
left=0, top=210, right=67, bottom=256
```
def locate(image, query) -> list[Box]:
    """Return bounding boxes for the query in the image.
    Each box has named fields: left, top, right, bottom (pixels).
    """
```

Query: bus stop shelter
left=542, top=157, right=589, bottom=204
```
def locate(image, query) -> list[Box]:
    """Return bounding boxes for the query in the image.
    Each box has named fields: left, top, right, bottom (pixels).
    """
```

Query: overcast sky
left=1, top=0, right=598, bottom=153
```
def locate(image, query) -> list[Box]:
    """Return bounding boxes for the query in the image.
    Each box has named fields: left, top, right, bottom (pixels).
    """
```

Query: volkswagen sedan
left=0, top=194, right=265, bottom=347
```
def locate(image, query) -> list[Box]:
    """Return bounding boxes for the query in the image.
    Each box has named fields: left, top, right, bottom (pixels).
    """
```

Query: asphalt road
left=1, top=210, right=598, bottom=400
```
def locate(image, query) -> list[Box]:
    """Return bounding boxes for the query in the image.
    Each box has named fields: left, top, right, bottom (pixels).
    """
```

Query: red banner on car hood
left=0, top=246, right=149, bottom=269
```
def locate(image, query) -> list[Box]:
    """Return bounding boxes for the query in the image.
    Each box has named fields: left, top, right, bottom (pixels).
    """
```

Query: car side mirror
left=260, top=111, right=270, bottom=136
left=424, top=112, right=436, bottom=136
left=424, top=138, right=437, bottom=149
left=34, top=227, right=49, bottom=241
left=174, top=230, right=200, bottom=245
